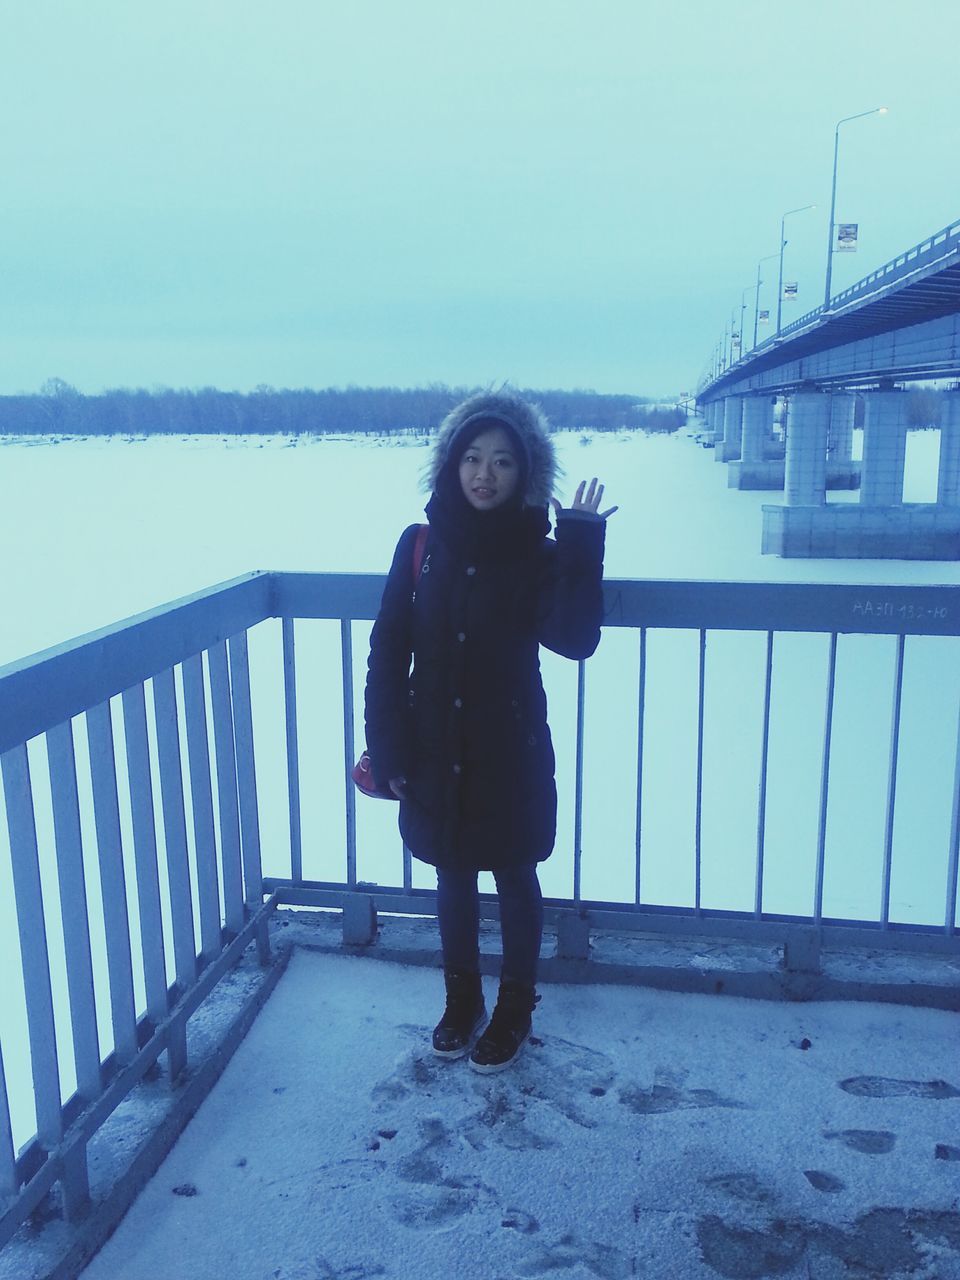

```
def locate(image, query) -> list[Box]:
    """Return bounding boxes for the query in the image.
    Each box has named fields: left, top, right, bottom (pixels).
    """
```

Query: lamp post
left=753, top=252, right=779, bottom=349
left=776, top=203, right=816, bottom=336
left=823, top=106, right=888, bottom=308
left=739, top=285, right=752, bottom=361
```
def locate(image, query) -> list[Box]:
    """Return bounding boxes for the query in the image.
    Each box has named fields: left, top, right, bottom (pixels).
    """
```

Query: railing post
left=181, top=654, right=223, bottom=962
left=230, top=630, right=264, bottom=910
left=341, top=620, right=358, bottom=889
left=0, top=745, right=63, bottom=1150
left=0, top=1044, right=18, bottom=1200
left=46, top=720, right=102, bottom=1102
left=153, top=669, right=198, bottom=987
left=814, top=634, right=839, bottom=923
left=573, top=659, right=586, bottom=907
left=282, top=618, right=303, bottom=884
left=86, top=700, right=139, bottom=1066
left=634, top=628, right=647, bottom=907
left=209, top=642, right=244, bottom=937
left=121, top=683, right=171, bottom=1027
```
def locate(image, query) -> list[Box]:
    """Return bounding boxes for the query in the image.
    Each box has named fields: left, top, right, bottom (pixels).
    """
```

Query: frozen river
left=0, top=423, right=957, bottom=1148
left=0, top=424, right=954, bottom=667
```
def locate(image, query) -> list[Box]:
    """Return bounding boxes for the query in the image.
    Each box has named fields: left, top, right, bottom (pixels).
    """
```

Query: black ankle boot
left=432, top=969, right=486, bottom=1059
left=469, top=978, right=539, bottom=1073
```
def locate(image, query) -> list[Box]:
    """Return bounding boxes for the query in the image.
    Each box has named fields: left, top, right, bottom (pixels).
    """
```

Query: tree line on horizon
left=0, top=381, right=685, bottom=437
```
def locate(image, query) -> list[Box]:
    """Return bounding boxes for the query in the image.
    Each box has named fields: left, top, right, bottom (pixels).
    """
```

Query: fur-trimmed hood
left=427, top=391, right=557, bottom=508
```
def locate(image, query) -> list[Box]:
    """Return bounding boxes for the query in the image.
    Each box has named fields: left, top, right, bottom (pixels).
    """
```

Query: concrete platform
left=5, top=914, right=958, bottom=1280
left=75, top=946, right=960, bottom=1280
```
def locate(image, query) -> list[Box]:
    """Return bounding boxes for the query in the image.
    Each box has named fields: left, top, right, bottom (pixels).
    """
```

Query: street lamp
left=776, top=203, right=816, bottom=336
left=823, top=106, right=888, bottom=307
left=739, top=286, right=752, bottom=362
left=753, top=252, right=779, bottom=349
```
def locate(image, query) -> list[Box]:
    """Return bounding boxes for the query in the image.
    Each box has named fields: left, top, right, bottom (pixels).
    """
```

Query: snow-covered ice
left=77, top=947, right=960, bottom=1280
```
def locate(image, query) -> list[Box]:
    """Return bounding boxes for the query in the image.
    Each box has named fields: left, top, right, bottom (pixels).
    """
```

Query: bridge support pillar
left=861, top=390, right=908, bottom=505
left=763, top=387, right=960, bottom=558
left=937, top=392, right=960, bottom=505
left=727, top=397, right=783, bottom=489
left=710, top=399, right=724, bottom=439
left=716, top=396, right=743, bottom=462
left=784, top=392, right=830, bottom=505
left=826, top=393, right=860, bottom=489
left=701, top=400, right=718, bottom=441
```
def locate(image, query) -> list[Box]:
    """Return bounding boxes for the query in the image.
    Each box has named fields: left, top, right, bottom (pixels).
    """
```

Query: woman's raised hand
left=550, top=478, right=618, bottom=521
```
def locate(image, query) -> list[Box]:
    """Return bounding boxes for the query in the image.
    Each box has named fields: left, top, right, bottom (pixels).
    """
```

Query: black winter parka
left=364, top=505, right=606, bottom=871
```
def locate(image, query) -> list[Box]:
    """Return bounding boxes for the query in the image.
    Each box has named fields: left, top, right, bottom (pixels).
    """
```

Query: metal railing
left=0, top=574, right=276, bottom=1241
left=1, top=569, right=960, bottom=1239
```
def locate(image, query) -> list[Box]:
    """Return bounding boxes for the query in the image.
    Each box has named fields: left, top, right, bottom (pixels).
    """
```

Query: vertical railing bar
left=181, top=655, right=222, bottom=960
left=85, top=701, right=138, bottom=1065
left=120, top=684, right=169, bottom=1026
left=634, top=627, right=647, bottom=907
left=402, top=842, right=413, bottom=894
left=814, top=632, right=839, bottom=924
left=880, top=634, right=906, bottom=928
left=281, top=618, right=303, bottom=884
left=208, top=643, right=244, bottom=936
left=754, top=631, right=774, bottom=918
left=0, top=744, right=63, bottom=1147
left=573, top=659, right=586, bottom=908
left=694, top=629, right=706, bottom=914
left=0, top=1045, right=18, bottom=1197
left=46, top=721, right=102, bottom=1102
left=228, top=631, right=264, bottom=909
left=341, top=620, right=358, bottom=890
left=152, top=669, right=197, bottom=987
left=943, top=678, right=960, bottom=935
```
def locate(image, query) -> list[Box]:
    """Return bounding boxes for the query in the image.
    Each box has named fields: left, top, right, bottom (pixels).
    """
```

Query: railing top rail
left=274, top=571, right=960, bottom=638
left=0, top=572, right=273, bottom=754
left=4, top=570, right=960, bottom=754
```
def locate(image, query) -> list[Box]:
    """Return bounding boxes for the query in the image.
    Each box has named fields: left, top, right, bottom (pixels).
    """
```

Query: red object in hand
left=351, top=751, right=397, bottom=801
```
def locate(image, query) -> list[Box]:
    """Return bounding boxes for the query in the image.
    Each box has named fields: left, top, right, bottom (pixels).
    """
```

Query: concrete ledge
left=275, top=910, right=960, bottom=1011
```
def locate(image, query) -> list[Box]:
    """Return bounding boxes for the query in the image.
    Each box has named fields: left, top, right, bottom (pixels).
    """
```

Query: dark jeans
left=436, top=864, right=543, bottom=987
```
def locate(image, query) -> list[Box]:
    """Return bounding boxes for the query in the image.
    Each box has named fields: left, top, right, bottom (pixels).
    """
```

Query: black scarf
left=424, top=484, right=550, bottom=565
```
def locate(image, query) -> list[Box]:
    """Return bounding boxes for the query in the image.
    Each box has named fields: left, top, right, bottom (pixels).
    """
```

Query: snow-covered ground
left=78, top=949, right=960, bottom=1280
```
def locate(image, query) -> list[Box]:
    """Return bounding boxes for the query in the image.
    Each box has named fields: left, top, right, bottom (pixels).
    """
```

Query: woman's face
left=458, top=427, right=521, bottom=511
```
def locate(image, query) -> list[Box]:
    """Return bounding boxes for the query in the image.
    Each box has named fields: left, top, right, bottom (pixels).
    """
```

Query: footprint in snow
left=839, top=1077, right=960, bottom=1099
left=823, top=1129, right=895, bottom=1154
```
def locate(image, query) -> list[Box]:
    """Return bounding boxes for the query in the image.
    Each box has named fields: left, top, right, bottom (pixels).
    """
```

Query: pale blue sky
left=1, top=0, right=956, bottom=397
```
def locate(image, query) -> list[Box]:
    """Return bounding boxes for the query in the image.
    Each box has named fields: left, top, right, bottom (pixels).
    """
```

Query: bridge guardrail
left=700, top=216, right=960, bottom=395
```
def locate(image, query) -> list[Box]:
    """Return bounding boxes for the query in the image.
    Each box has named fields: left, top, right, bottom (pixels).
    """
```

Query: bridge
left=0, top=571, right=958, bottom=1274
left=697, top=218, right=960, bottom=558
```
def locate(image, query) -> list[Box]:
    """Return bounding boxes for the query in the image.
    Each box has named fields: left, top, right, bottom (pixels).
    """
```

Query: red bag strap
left=411, top=523, right=429, bottom=584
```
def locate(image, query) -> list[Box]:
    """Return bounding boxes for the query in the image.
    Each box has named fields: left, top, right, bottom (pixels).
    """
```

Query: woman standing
left=364, top=391, right=614, bottom=1072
